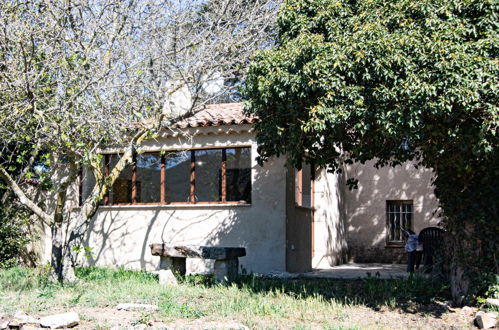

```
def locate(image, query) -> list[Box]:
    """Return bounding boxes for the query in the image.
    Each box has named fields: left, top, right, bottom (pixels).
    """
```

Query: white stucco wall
left=312, top=169, right=348, bottom=268
left=78, top=127, right=288, bottom=274
left=37, top=124, right=442, bottom=270
left=312, top=160, right=441, bottom=265
left=343, top=160, right=441, bottom=263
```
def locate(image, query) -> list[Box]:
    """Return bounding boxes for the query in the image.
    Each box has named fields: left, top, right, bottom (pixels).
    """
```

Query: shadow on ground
left=224, top=274, right=453, bottom=318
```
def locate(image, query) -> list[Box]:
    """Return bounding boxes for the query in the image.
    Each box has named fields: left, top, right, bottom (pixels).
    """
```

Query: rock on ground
left=8, top=311, right=39, bottom=328
left=39, top=312, right=79, bottom=329
left=158, top=269, right=178, bottom=286
left=116, top=303, right=160, bottom=312
left=475, top=311, right=498, bottom=329
left=461, top=306, right=475, bottom=316
left=0, top=313, right=12, bottom=330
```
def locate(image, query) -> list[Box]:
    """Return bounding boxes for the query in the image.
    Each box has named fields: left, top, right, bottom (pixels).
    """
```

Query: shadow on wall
left=326, top=170, right=348, bottom=266
left=313, top=169, right=349, bottom=267
left=343, top=161, right=441, bottom=263
left=81, top=156, right=287, bottom=274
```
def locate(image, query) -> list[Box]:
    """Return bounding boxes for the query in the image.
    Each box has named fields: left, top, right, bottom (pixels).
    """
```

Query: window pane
left=387, top=201, right=413, bottom=243
left=226, top=148, right=251, bottom=203
left=165, top=151, right=191, bottom=203
left=109, top=154, right=133, bottom=204
left=395, top=211, right=401, bottom=241
left=195, top=149, right=222, bottom=202
left=136, top=153, right=161, bottom=203
left=81, top=168, right=95, bottom=203
left=301, top=163, right=312, bottom=207
left=389, top=212, right=395, bottom=241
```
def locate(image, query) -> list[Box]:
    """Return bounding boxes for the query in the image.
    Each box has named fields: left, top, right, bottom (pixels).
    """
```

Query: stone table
left=150, top=244, right=246, bottom=284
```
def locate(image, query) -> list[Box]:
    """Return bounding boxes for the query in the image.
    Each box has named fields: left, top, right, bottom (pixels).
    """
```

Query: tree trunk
left=50, top=220, right=77, bottom=282
left=64, top=134, right=149, bottom=271
left=50, top=222, right=63, bottom=281
left=444, top=222, right=483, bottom=306
left=50, top=166, right=78, bottom=283
left=450, top=262, right=469, bottom=306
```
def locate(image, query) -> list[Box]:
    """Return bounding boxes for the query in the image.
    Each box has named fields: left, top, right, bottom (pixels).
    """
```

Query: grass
left=0, top=266, right=456, bottom=329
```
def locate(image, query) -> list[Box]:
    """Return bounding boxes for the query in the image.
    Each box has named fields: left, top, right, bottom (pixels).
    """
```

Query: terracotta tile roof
left=169, top=103, right=258, bottom=128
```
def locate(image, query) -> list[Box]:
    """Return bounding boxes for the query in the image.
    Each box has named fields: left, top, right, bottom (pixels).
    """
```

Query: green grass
left=0, top=266, right=453, bottom=329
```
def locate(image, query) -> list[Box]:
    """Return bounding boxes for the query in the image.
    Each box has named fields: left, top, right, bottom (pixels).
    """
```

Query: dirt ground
left=24, top=303, right=476, bottom=329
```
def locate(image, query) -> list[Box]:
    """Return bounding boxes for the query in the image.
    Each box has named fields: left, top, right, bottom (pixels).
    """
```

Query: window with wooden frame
left=295, top=163, right=314, bottom=208
left=101, top=147, right=251, bottom=205
left=386, top=200, right=413, bottom=246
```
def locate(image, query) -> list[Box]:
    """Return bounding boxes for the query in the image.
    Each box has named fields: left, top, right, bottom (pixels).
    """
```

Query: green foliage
left=244, top=0, right=498, bottom=302
left=0, top=266, right=51, bottom=291
left=235, top=274, right=450, bottom=307
left=0, top=267, right=456, bottom=328
left=0, top=204, right=31, bottom=268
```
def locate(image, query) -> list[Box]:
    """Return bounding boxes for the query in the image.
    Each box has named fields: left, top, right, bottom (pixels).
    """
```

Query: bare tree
left=0, top=0, right=279, bottom=281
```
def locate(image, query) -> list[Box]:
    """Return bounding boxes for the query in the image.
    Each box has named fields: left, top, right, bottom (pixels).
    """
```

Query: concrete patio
left=302, top=263, right=408, bottom=279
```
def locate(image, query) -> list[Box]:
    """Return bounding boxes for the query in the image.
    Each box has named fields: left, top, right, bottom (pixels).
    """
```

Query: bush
left=0, top=266, right=51, bottom=291
left=0, top=203, right=31, bottom=268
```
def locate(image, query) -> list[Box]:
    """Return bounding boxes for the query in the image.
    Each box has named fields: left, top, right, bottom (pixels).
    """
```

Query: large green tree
left=244, top=0, right=498, bottom=303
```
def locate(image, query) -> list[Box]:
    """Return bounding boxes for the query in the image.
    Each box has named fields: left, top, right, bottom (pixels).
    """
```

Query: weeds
left=0, top=266, right=51, bottom=292
left=0, top=267, right=454, bottom=328
left=75, top=266, right=157, bottom=283
left=234, top=273, right=450, bottom=308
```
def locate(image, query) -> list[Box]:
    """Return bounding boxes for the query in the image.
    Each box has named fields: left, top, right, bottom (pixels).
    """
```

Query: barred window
left=386, top=200, right=413, bottom=245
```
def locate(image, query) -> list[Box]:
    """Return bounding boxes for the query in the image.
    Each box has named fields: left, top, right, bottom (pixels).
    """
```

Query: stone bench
left=150, top=244, right=246, bottom=284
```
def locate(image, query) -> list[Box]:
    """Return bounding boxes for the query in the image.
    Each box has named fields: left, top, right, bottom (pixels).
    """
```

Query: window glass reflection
left=136, top=153, right=161, bottom=203
left=165, top=151, right=191, bottom=203
left=195, top=149, right=222, bottom=202
left=226, top=148, right=251, bottom=202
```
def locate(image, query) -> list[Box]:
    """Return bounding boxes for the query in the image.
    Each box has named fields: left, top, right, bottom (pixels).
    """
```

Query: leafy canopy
left=245, top=0, right=497, bottom=172
left=244, top=0, right=498, bottom=300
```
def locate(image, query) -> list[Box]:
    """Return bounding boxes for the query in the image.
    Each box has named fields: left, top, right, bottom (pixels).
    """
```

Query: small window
left=295, top=163, right=313, bottom=208
left=386, top=200, right=413, bottom=245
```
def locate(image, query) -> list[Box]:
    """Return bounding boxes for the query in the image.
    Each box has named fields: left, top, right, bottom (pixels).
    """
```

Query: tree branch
left=0, top=167, right=53, bottom=223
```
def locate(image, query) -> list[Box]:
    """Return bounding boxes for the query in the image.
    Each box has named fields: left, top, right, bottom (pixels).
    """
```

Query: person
left=402, top=228, right=423, bottom=273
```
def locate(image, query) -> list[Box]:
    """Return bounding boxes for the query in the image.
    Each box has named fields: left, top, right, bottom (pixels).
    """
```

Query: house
left=43, top=103, right=441, bottom=274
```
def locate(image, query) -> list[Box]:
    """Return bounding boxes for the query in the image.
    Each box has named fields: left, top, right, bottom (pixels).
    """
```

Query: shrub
left=0, top=266, right=51, bottom=291
left=0, top=203, right=31, bottom=268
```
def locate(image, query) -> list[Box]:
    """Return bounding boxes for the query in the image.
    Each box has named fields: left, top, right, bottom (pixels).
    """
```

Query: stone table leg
left=214, top=258, right=239, bottom=283
left=159, top=256, right=186, bottom=285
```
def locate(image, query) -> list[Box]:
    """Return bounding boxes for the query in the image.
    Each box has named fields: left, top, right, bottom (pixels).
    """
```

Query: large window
left=102, top=147, right=251, bottom=205
left=386, top=200, right=413, bottom=245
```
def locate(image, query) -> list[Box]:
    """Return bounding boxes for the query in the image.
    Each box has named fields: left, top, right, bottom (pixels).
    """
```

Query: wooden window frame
left=294, top=163, right=316, bottom=257
left=295, top=164, right=314, bottom=209
left=102, top=147, right=250, bottom=206
left=386, top=200, right=413, bottom=247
